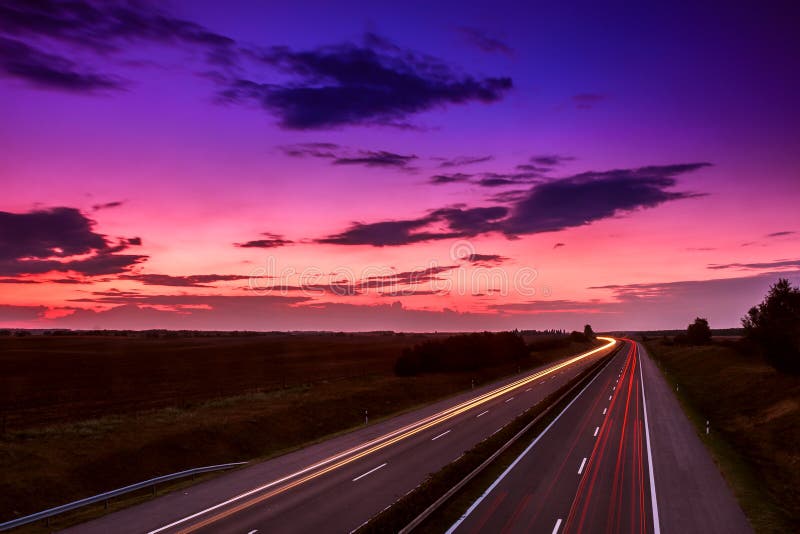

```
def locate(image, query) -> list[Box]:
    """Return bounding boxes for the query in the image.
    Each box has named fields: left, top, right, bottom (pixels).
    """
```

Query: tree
left=742, top=278, right=800, bottom=373
left=686, top=317, right=712, bottom=345
left=583, top=324, right=596, bottom=340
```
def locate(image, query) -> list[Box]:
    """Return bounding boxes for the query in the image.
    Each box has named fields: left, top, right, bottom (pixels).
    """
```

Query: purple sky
left=1, top=1, right=799, bottom=331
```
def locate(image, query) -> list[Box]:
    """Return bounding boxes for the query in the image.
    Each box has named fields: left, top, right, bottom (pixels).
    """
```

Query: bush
left=583, top=324, right=596, bottom=340
left=394, top=331, right=528, bottom=376
left=569, top=330, right=588, bottom=343
left=686, top=317, right=712, bottom=345
left=742, top=278, right=800, bottom=373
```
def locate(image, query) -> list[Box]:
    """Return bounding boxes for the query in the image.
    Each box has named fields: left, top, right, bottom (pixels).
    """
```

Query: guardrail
left=397, top=341, right=625, bottom=533
left=0, top=461, right=247, bottom=531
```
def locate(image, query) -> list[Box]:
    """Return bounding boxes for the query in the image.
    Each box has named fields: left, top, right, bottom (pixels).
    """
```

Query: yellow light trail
left=150, top=337, right=617, bottom=533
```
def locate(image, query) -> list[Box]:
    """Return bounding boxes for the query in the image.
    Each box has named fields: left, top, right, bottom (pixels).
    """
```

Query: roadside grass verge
left=644, top=339, right=799, bottom=533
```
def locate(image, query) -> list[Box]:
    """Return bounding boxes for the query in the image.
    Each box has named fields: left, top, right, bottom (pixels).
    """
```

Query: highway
left=68, top=339, right=617, bottom=534
left=447, top=341, right=752, bottom=534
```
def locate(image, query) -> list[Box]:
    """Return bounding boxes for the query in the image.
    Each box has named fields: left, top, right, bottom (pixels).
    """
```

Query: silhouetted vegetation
left=686, top=317, right=712, bottom=345
left=395, top=331, right=528, bottom=376
left=583, top=324, right=596, bottom=340
left=568, top=330, right=590, bottom=343
left=743, top=278, right=800, bottom=373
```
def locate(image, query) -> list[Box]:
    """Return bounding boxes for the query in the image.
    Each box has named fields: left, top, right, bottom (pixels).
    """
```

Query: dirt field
left=0, top=332, right=430, bottom=429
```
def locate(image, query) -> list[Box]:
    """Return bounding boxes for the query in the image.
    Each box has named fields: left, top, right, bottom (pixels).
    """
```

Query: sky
left=1, top=0, right=799, bottom=331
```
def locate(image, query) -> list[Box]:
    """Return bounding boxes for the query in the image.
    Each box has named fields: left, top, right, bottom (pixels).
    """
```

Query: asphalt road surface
left=447, top=341, right=752, bottom=534
left=68, top=339, right=616, bottom=534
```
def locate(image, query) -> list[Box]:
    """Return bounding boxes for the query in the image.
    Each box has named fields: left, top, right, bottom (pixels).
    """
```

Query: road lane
left=448, top=341, right=657, bottom=534
left=68, top=339, right=617, bottom=534
left=448, top=340, right=753, bottom=534
left=637, top=343, right=751, bottom=533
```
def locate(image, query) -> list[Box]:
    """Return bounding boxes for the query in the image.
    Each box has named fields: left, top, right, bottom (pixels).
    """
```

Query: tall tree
left=687, top=317, right=712, bottom=345
left=742, top=278, right=800, bottom=373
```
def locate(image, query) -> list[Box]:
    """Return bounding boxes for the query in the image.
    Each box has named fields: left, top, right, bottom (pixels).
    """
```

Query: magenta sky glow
left=1, top=1, right=799, bottom=331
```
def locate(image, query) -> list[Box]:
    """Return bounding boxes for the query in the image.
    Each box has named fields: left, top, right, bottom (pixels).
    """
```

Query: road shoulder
left=638, top=342, right=752, bottom=534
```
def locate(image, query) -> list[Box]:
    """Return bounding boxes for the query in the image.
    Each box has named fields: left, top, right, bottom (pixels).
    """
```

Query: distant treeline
left=0, top=329, right=405, bottom=338
left=395, top=331, right=529, bottom=376
left=637, top=328, right=745, bottom=338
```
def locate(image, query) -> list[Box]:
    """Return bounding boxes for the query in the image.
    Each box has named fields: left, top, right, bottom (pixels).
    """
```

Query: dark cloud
left=317, top=205, right=509, bottom=246
left=0, top=207, right=146, bottom=276
left=501, top=163, right=709, bottom=235
left=0, top=0, right=235, bottom=57
left=463, top=253, right=508, bottom=265
left=436, top=155, right=494, bottom=168
left=0, top=36, right=124, bottom=92
left=333, top=151, right=417, bottom=169
left=766, top=231, right=795, bottom=238
left=92, top=200, right=125, bottom=211
left=0, top=277, right=39, bottom=284
left=475, top=172, right=540, bottom=187
left=235, top=233, right=293, bottom=249
left=488, top=189, right=529, bottom=204
left=279, top=142, right=340, bottom=159
left=528, top=154, right=575, bottom=167
left=358, top=265, right=457, bottom=289
left=431, top=206, right=508, bottom=234
left=572, top=93, right=605, bottom=109
left=0, top=252, right=146, bottom=276
left=317, top=216, right=446, bottom=246
left=707, top=259, right=800, bottom=271
left=118, top=273, right=251, bottom=288
left=458, top=27, right=513, bottom=56
left=430, top=173, right=473, bottom=185
left=378, top=289, right=445, bottom=297
left=0, top=1, right=237, bottom=93
left=317, top=162, right=709, bottom=245
left=281, top=143, right=417, bottom=170
left=220, top=33, right=512, bottom=129
left=553, top=243, right=565, bottom=248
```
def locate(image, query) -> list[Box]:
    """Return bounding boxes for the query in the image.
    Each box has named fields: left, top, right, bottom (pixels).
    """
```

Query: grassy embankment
left=0, top=333, right=593, bottom=528
left=643, top=338, right=799, bottom=533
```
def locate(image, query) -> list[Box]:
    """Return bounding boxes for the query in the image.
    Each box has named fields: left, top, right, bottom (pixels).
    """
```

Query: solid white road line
left=505, top=397, right=515, bottom=403
left=578, top=457, right=587, bottom=475
left=352, top=462, right=387, bottom=482
left=638, top=343, right=661, bottom=534
left=431, top=429, right=451, bottom=441
left=552, top=518, right=563, bottom=534
left=247, top=530, right=258, bottom=534
left=525, top=387, right=532, bottom=392
left=593, top=426, right=599, bottom=437
left=445, top=353, right=617, bottom=534
left=603, top=407, right=607, bottom=415
left=476, top=410, right=489, bottom=418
